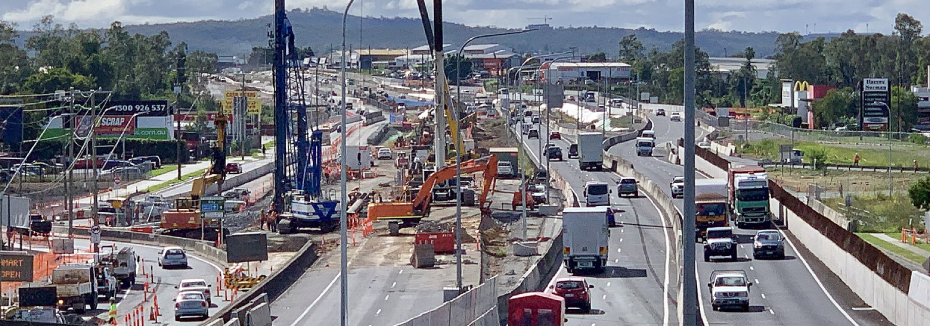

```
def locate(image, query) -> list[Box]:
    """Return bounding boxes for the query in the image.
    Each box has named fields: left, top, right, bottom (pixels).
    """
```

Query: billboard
left=103, top=100, right=170, bottom=117
left=225, top=232, right=268, bottom=263
left=222, top=91, right=261, bottom=115
left=19, top=286, right=57, bottom=307
left=781, top=79, right=794, bottom=106
left=96, top=115, right=136, bottom=136
left=860, top=78, right=890, bottom=131
left=1, top=251, right=34, bottom=282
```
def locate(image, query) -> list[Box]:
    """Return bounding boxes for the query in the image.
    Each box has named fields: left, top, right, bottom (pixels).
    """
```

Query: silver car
left=173, top=291, right=209, bottom=321
left=158, top=247, right=189, bottom=269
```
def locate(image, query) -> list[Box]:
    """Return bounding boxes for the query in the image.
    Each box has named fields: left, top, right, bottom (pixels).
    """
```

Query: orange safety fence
left=1, top=251, right=94, bottom=293
left=900, top=228, right=927, bottom=245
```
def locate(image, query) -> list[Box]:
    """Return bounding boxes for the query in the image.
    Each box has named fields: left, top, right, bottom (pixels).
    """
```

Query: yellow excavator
left=159, top=114, right=228, bottom=240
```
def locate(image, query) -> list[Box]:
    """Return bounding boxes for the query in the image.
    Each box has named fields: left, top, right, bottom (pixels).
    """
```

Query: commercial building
left=537, top=62, right=632, bottom=83
left=708, top=57, right=776, bottom=79
left=406, top=43, right=520, bottom=76
left=912, top=86, right=930, bottom=131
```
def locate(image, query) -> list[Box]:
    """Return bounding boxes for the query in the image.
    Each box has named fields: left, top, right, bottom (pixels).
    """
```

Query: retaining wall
left=50, top=226, right=228, bottom=266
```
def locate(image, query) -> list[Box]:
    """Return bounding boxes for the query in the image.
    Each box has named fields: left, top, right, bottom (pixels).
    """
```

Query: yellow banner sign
left=222, top=91, right=262, bottom=115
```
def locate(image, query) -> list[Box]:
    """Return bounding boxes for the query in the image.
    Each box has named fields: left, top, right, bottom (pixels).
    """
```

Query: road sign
left=113, top=176, right=121, bottom=185
left=222, top=91, right=261, bottom=115
left=90, top=225, right=101, bottom=244
left=52, top=238, right=75, bottom=254
left=1, top=251, right=34, bottom=281
left=203, top=211, right=224, bottom=219
left=200, top=197, right=225, bottom=212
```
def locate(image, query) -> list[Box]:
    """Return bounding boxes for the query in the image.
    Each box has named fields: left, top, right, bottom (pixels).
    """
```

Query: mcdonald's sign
left=794, top=81, right=810, bottom=91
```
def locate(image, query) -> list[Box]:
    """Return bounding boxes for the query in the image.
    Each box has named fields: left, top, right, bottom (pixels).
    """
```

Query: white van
left=641, top=130, right=656, bottom=139
left=583, top=181, right=611, bottom=207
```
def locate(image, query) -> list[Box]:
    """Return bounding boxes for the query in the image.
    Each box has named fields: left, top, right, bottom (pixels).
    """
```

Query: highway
left=512, top=116, right=678, bottom=325
left=50, top=237, right=226, bottom=324
left=607, top=112, right=889, bottom=325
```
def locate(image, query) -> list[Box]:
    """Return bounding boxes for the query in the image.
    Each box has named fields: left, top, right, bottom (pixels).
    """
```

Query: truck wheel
left=129, top=273, right=136, bottom=286
left=703, top=252, right=710, bottom=262
left=730, top=251, right=738, bottom=261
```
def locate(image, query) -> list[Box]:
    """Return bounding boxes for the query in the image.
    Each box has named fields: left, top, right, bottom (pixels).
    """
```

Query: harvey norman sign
left=863, top=78, right=889, bottom=92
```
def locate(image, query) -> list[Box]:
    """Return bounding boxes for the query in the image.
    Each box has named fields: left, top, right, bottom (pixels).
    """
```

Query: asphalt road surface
left=607, top=113, right=890, bottom=326
left=512, top=118, right=679, bottom=326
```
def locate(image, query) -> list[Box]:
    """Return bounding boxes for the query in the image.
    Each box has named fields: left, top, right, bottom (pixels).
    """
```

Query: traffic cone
left=149, top=306, right=156, bottom=322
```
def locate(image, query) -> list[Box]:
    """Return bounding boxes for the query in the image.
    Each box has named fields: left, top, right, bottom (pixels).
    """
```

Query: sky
left=0, top=0, right=926, bottom=35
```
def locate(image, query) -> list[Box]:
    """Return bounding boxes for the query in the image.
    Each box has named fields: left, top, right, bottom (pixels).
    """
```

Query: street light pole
left=340, top=2, right=356, bottom=325
left=683, top=0, right=698, bottom=324
left=455, top=28, right=533, bottom=290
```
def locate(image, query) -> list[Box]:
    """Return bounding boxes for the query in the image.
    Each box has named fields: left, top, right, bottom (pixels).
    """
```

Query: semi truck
left=695, top=179, right=729, bottom=241
left=563, top=207, right=610, bottom=274
left=727, top=165, right=771, bottom=227
left=577, top=132, right=604, bottom=171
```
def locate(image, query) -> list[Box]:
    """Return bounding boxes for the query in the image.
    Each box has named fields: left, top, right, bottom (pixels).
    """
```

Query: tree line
left=615, top=13, right=927, bottom=131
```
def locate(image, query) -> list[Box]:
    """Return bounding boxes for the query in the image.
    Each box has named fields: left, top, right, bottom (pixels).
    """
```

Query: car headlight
left=753, top=242, right=761, bottom=248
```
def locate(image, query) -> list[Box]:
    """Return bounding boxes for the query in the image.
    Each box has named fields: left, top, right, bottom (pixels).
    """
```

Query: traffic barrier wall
left=50, top=225, right=229, bottom=267
left=245, top=302, right=272, bottom=326
left=203, top=320, right=225, bottom=326
left=768, top=181, right=928, bottom=325
left=197, top=161, right=275, bottom=199
left=393, top=276, right=498, bottom=326
left=205, top=241, right=319, bottom=325
left=224, top=317, right=240, bottom=326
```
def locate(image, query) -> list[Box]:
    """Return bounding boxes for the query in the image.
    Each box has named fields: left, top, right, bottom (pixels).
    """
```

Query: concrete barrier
left=198, top=161, right=275, bottom=199
left=50, top=225, right=229, bottom=267
left=245, top=302, right=272, bottom=326
left=394, top=276, right=499, bottom=326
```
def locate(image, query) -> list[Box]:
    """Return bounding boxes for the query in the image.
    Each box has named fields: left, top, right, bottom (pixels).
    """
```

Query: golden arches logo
left=794, top=81, right=810, bottom=91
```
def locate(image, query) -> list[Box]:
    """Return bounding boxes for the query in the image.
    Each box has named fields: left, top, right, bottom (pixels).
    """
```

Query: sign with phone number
left=103, top=100, right=169, bottom=117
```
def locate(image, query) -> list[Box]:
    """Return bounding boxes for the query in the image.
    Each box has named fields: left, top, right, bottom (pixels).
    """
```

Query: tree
left=618, top=34, right=644, bottom=63
left=444, top=54, right=472, bottom=84
left=586, top=52, right=607, bottom=62
left=812, top=88, right=856, bottom=128
left=0, top=21, right=30, bottom=94
left=908, top=176, right=930, bottom=210
left=22, top=68, right=95, bottom=94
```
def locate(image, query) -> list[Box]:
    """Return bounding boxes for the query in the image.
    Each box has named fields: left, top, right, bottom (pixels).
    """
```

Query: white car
left=670, top=112, right=682, bottom=121
left=497, top=161, right=514, bottom=178
left=707, top=270, right=752, bottom=311
left=158, top=247, right=189, bottom=269
left=173, top=291, right=209, bottom=321
left=178, top=279, right=212, bottom=306
left=670, top=176, right=685, bottom=198
left=377, top=148, right=393, bottom=160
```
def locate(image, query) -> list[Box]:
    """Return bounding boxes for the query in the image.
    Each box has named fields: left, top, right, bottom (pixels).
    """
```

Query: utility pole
left=66, top=88, right=75, bottom=236
left=433, top=0, right=446, bottom=170
left=177, top=107, right=182, bottom=180
left=683, top=0, right=698, bottom=325
left=90, top=90, right=99, bottom=253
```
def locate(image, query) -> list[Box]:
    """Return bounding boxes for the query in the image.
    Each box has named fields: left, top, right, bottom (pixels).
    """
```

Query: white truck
left=577, top=132, right=604, bottom=171
left=49, top=264, right=99, bottom=313
left=563, top=207, right=610, bottom=274
left=100, top=245, right=138, bottom=287
left=635, top=137, right=655, bottom=156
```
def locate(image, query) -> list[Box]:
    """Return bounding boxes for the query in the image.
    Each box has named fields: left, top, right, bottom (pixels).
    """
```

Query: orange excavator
left=368, top=155, right=499, bottom=225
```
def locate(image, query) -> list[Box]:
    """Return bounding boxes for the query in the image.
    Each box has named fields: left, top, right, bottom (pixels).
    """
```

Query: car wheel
left=742, top=304, right=750, bottom=312
left=712, top=304, right=718, bottom=311
left=731, top=251, right=738, bottom=261
left=752, top=252, right=758, bottom=260
left=703, top=252, right=710, bottom=262
left=582, top=302, right=591, bottom=314
left=175, top=316, right=182, bottom=322
left=779, top=252, right=786, bottom=260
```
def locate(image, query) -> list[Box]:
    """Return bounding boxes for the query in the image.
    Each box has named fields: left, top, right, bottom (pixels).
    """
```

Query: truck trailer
left=563, top=207, right=610, bottom=274
left=577, top=132, right=604, bottom=171
left=695, top=179, right=729, bottom=241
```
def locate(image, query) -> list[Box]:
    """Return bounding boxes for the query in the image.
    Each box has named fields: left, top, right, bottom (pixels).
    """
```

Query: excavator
left=368, top=155, right=499, bottom=226
left=159, top=114, right=228, bottom=240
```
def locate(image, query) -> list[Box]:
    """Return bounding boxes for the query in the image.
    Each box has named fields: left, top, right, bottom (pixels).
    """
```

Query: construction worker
left=108, top=298, right=117, bottom=325
left=854, top=153, right=860, bottom=166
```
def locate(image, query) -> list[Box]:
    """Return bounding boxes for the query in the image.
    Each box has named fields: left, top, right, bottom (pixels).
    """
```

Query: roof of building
left=463, top=43, right=499, bottom=51
left=411, top=44, right=452, bottom=52
left=357, top=49, right=408, bottom=57
left=547, top=62, right=631, bottom=69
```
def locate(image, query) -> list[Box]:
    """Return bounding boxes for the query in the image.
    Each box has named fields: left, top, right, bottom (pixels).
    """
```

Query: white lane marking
left=777, top=229, right=860, bottom=326
left=641, top=184, right=672, bottom=326
left=384, top=294, right=390, bottom=301
left=740, top=245, right=745, bottom=249
left=399, top=270, right=403, bottom=274
left=755, top=278, right=759, bottom=284
left=376, top=308, right=382, bottom=316
left=289, top=272, right=341, bottom=326
left=696, top=268, right=710, bottom=325
left=606, top=282, right=611, bottom=287
left=761, top=293, right=766, bottom=299
left=602, top=294, right=607, bottom=300
left=615, top=259, right=619, bottom=263
left=851, top=307, right=874, bottom=311
left=770, top=308, right=775, bottom=315
left=391, top=282, right=396, bottom=288
left=749, top=266, right=754, bottom=271
left=621, top=229, right=624, bottom=233
left=619, top=238, right=623, bottom=243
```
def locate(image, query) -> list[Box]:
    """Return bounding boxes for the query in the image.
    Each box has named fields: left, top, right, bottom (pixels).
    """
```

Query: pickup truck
left=670, top=176, right=684, bottom=198
left=707, top=270, right=752, bottom=311
left=703, top=227, right=738, bottom=262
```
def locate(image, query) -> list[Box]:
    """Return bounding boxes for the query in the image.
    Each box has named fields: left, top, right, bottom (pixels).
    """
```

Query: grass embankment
left=856, top=233, right=928, bottom=265
left=149, top=165, right=179, bottom=177
left=146, top=168, right=208, bottom=193
left=821, top=193, right=921, bottom=233
left=743, top=139, right=930, bottom=167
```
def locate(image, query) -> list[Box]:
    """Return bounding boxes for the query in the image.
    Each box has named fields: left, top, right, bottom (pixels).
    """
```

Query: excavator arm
left=412, top=155, right=494, bottom=213
left=191, top=114, right=228, bottom=200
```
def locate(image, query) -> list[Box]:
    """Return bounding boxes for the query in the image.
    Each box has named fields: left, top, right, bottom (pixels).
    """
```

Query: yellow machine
left=159, top=115, right=228, bottom=239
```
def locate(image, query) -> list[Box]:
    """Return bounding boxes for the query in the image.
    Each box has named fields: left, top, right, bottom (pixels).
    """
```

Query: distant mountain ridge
left=20, top=8, right=841, bottom=58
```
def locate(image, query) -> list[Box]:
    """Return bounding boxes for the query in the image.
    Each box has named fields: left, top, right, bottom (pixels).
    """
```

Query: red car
left=548, top=277, right=593, bottom=313
left=225, top=163, right=242, bottom=174
left=549, top=132, right=561, bottom=140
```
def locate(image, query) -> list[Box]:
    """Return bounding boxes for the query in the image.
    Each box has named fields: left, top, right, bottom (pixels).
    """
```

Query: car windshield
left=715, top=276, right=747, bottom=287
left=620, top=179, right=636, bottom=184
left=696, top=203, right=726, bottom=216
left=556, top=281, right=583, bottom=289
left=756, top=232, right=781, bottom=241
left=707, top=230, right=732, bottom=239
left=587, top=184, right=608, bottom=195
left=737, top=188, right=769, bottom=201
left=673, top=177, right=684, bottom=183
left=166, top=249, right=185, bottom=257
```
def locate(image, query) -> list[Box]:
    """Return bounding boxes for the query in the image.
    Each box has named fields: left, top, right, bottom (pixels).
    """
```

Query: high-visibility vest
left=109, top=303, right=117, bottom=321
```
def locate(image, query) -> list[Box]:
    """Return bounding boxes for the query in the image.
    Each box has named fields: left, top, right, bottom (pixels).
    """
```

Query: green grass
left=822, top=193, right=920, bottom=233
left=743, top=138, right=930, bottom=167
left=149, top=165, right=179, bottom=177
left=146, top=168, right=208, bottom=193
left=857, top=233, right=928, bottom=265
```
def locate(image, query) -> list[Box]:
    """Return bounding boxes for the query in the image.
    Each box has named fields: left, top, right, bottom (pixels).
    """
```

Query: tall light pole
left=512, top=50, right=571, bottom=240
left=683, top=0, right=698, bottom=325
left=340, top=1, right=355, bottom=325
left=454, top=29, right=533, bottom=290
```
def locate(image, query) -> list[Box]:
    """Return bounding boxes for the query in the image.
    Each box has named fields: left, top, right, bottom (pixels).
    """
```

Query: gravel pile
left=416, top=221, right=453, bottom=233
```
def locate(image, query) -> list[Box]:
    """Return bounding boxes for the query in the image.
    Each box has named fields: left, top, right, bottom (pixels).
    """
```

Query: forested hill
left=87, top=8, right=833, bottom=58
